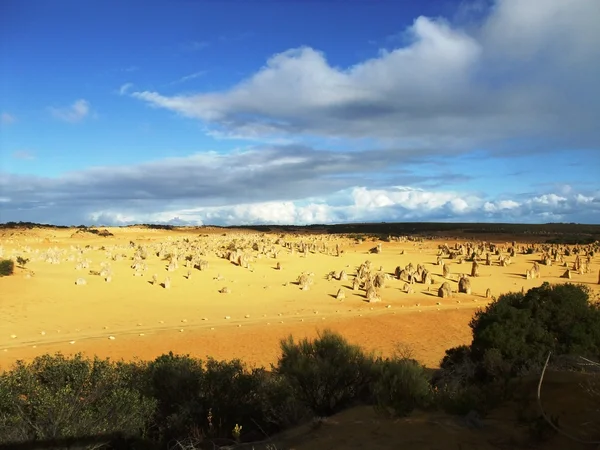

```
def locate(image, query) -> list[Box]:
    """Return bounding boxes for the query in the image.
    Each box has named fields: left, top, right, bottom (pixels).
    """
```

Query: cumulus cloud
left=49, top=186, right=600, bottom=227
left=1, top=112, right=16, bottom=126
left=49, top=99, right=91, bottom=123
left=131, top=0, right=600, bottom=151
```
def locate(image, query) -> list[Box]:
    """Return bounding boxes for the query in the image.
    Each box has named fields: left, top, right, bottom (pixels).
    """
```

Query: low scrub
left=0, top=353, right=156, bottom=444
left=434, top=282, right=600, bottom=414
left=0, top=259, right=15, bottom=276
left=275, top=329, right=377, bottom=417
left=126, top=352, right=307, bottom=444
left=372, top=357, right=432, bottom=416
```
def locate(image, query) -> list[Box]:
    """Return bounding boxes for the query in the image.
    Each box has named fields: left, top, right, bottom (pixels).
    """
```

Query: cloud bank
left=1, top=148, right=598, bottom=226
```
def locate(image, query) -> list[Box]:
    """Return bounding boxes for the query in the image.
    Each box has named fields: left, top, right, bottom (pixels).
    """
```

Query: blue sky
left=1, top=0, right=599, bottom=226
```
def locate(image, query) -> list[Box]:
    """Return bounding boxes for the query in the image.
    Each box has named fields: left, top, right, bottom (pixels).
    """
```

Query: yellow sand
left=1, top=227, right=598, bottom=371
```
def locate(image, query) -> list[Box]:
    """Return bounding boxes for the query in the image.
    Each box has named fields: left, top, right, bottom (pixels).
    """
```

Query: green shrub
left=434, top=283, right=600, bottom=415
left=275, top=329, right=376, bottom=416
left=200, top=358, right=276, bottom=439
left=469, top=282, right=600, bottom=379
left=139, top=352, right=305, bottom=444
left=0, top=259, right=14, bottom=276
left=372, top=357, right=432, bottom=416
left=140, top=352, right=205, bottom=443
left=0, top=353, right=156, bottom=444
left=435, top=384, right=489, bottom=416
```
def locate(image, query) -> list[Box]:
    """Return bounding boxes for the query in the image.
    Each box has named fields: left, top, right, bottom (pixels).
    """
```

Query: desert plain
left=1, top=225, right=599, bottom=372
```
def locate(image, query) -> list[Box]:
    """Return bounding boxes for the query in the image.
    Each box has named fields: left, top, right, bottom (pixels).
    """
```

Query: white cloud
left=118, top=83, right=134, bottom=95
left=81, top=186, right=600, bottom=227
left=130, top=0, right=600, bottom=151
left=49, top=99, right=91, bottom=123
left=1, top=141, right=597, bottom=225
left=170, top=71, right=207, bottom=85
left=1, top=112, right=16, bottom=125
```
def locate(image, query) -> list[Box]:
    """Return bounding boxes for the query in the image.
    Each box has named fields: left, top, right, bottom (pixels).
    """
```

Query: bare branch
left=537, top=351, right=600, bottom=445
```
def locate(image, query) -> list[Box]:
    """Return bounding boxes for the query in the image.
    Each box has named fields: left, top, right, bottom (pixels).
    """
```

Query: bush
left=372, top=357, right=432, bottom=416
left=469, top=282, right=600, bottom=379
left=0, top=259, right=14, bottom=276
left=434, top=283, right=600, bottom=415
left=435, top=384, right=489, bottom=416
left=0, top=353, right=156, bottom=444
left=139, top=352, right=205, bottom=443
left=275, top=329, right=376, bottom=416
left=139, top=352, right=305, bottom=444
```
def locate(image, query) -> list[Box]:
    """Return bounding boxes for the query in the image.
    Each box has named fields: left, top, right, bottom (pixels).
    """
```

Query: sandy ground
left=1, top=227, right=598, bottom=372
left=268, top=371, right=599, bottom=450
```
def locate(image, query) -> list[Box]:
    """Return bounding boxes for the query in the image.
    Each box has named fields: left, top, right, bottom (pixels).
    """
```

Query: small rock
left=108, top=336, right=116, bottom=340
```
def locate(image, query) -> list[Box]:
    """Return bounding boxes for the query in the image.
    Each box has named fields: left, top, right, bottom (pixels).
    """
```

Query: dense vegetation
left=2, top=221, right=600, bottom=241
left=434, top=282, right=600, bottom=413
left=0, top=283, right=598, bottom=448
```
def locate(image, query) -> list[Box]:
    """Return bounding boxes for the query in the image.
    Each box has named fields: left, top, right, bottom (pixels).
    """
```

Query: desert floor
left=1, top=227, right=599, bottom=372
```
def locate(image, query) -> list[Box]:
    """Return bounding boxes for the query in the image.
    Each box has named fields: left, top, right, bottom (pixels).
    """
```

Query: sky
left=1, top=0, right=599, bottom=226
